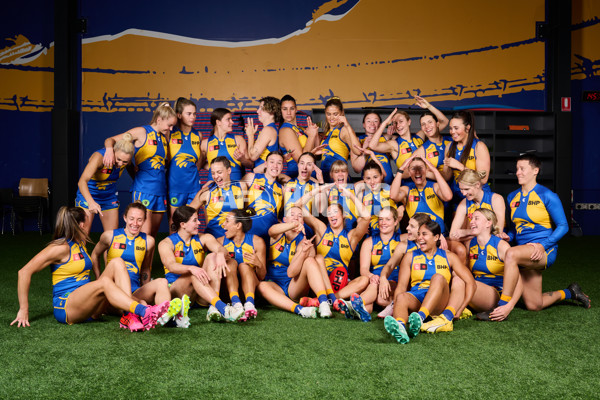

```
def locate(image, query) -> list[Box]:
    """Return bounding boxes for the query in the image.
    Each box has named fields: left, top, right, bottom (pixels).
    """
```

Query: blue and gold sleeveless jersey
left=223, top=233, right=255, bottom=266
left=370, top=232, right=401, bottom=276
left=405, top=181, right=445, bottom=232
left=167, top=127, right=202, bottom=194
left=508, top=184, right=568, bottom=249
left=409, top=248, right=452, bottom=289
left=79, top=148, right=126, bottom=201
left=132, top=125, right=167, bottom=195
left=452, top=138, right=480, bottom=181
left=206, top=133, right=244, bottom=181
left=395, top=135, right=423, bottom=169
left=465, top=190, right=494, bottom=223
left=107, top=228, right=147, bottom=291
left=468, top=235, right=504, bottom=280
left=362, top=186, right=397, bottom=234
left=246, top=173, right=283, bottom=227
left=328, top=185, right=358, bottom=231
left=422, top=138, right=451, bottom=173
left=316, top=226, right=354, bottom=272
left=204, top=182, right=245, bottom=238
left=267, top=233, right=304, bottom=280
left=284, top=178, right=316, bottom=213
left=321, top=126, right=350, bottom=172
left=164, top=232, right=206, bottom=283
left=280, top=122, right=308, bottom=178
left=359, top=134, right=393, bottom=184
left=51, top=239, right=92, bottom=298
left=255, top=122, right=280, bottom=168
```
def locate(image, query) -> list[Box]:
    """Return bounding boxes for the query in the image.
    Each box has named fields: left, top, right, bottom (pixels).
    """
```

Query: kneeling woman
left=91, top=202, right=188, bottom=329
left=158, top=206, right=243, bottom=322
left=12, top=207, right=169, bottom=329
left=257, top=206, right=332, bottom=318
left=220, top=208, right=267, bottom=321
left=384, top=220, right=475, bottom=344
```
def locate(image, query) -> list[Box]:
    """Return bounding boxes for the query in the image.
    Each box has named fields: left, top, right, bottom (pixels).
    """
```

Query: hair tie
left=329, top=96, right=340, bottom=100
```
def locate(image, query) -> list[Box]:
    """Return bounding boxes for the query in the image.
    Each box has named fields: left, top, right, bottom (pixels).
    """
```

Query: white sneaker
left=157, top=297, right=182, bottom=326
left=377, top=302, right=394, bottom=319
left=233, top=302, right=247, bottom=322
left=243, top=301, right=258, bottom=320
left=206, top=305, right=223, bottom=322
left=224, top=304, right=244, bottom=322
left=299, top=306, right=318, bottom=319
left=318, top=302, right=332, bottom=318
left=175, top=294, right=191, bottom=328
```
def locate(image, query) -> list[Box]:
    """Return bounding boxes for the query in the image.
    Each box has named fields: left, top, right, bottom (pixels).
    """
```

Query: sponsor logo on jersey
left=113, top=243, right=126, bottom=249
left=175, top=251, right=185, bottom=257
left=101, top=168, right=113, bottom=174
left=409, top=195, right=420, bottom=202
left=73, top=253, right=84, bottom=260
left=209, top=145, right=220, bottom=151
left=136, top=246, right=145, bottom=251
left=172, top=139, right=183, bottom=144
left=528, top=200, right=541, bottom=206
left=414, top=263, right=427, bottom=270
left=372, top=249, right=383, bottom=255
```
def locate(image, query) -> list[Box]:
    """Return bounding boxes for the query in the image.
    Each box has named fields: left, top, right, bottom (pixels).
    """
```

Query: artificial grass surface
left=1, top=233, right=599, bottom=399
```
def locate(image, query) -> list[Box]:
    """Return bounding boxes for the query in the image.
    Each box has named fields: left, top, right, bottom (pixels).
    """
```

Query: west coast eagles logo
left=174, top=154, right=197, bottom=169
left=149, top=156, right=165, bottom=170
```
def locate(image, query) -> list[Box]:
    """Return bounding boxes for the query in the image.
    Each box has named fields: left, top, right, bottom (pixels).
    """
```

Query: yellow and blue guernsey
left=75, top=148, right=126, bottom=211
left=469, top=235, right=504, bottom=290
left=507, top=184, right=568, bottom=267
left=167, top=127, right=202, bottom=206
left=107, top=228, right=147, bottom=292
left=317, top=226, right=354, bottom=273
left=359, top=134, right=393, bottom=185
left=409, top=248, right=452, bottom=290
left=422, top=137, right=451, bottom=173
left=370, top=232, right=401, bottom=281
left=204, top=182, right=244, bottom=238
left=51, top=239, right=93, bottom=324
left=255, top=122, right=280, bottom=169
left=223, top=233, right=255, bottom=266
left=395, top=135, right=423, bottom=170
left=284, top=179, right=316, bottom=213
left=405, top=181, right=446, bottom=233
left=265, top=233, right=304, bottom=295
left=132, top=125, right=167, bottom=196
left=280, top=122, right=308, bottom=178
left=246, top=173, right=283, bottom=238
left=164, top=233, right=206, bottom=284
left=206, top=133, right=244, bottom=181
left=450, top=138, right=490, bottom=196
left=362, top=186, right=397, bottom=234
left=328, top=185, right=358, bottom=231
left=321, top=126, right=350, bottom=176
left=465, top=189, right=494, bottom=223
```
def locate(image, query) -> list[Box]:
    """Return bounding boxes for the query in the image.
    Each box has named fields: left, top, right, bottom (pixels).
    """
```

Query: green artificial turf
left=1, top=233, right=599, bottom=399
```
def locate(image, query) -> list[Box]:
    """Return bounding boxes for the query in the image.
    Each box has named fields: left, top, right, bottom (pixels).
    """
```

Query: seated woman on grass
left=158, top=206, right=243, bottom=323
left=257, top=206, right=333, bottom=319
left=12, top=206, right=169, bottom=330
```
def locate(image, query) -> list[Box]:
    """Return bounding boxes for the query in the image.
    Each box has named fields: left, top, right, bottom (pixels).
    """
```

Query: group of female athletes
left=12, top=95, right=591, bottom=344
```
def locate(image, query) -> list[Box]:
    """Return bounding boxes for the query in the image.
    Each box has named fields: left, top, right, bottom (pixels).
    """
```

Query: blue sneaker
left=407, top=312, right=422, bottom=338
left=384, top=316, right=409, bottom=344
left=350, top=293, right=371, bottom=322
left=336, top=299, right=357, bottom=319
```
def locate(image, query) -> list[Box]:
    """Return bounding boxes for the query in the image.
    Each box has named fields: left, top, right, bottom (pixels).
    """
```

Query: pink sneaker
left=141, top=301, right=170, bottom=330
left=299, top=297, right=320, bottom=307
left=120, top=313, right=144, bottom=332
left=377, top=302, right=394, bottom=319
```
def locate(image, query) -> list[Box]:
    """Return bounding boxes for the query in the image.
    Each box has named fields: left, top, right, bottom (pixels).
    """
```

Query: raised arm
left=369, top=109, right=397, bottom=154
left=474, top=141, right=491, bottom=185
left=428, top=158, right=453, bottom=202
left=414, top=96, right=449, bottom=138
left=78, top=152, right=106, bottom=217
left=103, top=127, right=146, bottom=166
left=448, top=200, right=470, bottom=241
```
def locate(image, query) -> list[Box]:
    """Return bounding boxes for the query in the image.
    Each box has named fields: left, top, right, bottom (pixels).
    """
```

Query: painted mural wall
left=1, top=0, right=598, bottom=232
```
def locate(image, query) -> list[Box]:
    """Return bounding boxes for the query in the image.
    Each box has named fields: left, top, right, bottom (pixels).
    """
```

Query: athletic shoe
left=407, top=312, right=422, bottom=338
left=120, top=313, right=144, bottom=332
left=299, top=297, right=320, bottom=307
left=157, top=297, right=182, bottom=326
left=475, top=310, right=493, bottom=321
left=233, top=302, right=246, bottom=322
left=243, top=301, right=258, bottom=321
left=174, top=294, right=191, bottom=328
left=459, top=308, right=473, bottom=320
left=377, top=302, right=394, bottom=319
left=318, top=301, right=332, bottom=318
left=141, top=301, right=170, bottom=330
left=224, top=304, right=244, bottom=322
left=421, top=315, right=453, bottom=333
left=299, top=306, right=318, bottom=319
left=332, top=299, right=343, bottom=313
left=207, top=305, right=223, bottom=322
left=568, top=282, right=591, bottom=309
left=350, top=293, right=371, bottom=322
left=337, top=299, right=357, bottom=319
left=384, top=316, right=409, bottom=344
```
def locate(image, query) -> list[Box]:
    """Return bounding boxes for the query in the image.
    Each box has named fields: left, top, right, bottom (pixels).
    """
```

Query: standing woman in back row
left=246, top=96, right=281, bottom=172
left=104, top=103, right=177, bottom=237
left=167, top=98, right=202, bottom=226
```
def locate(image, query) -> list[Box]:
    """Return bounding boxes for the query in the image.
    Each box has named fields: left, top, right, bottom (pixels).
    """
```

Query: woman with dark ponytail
left=12, top=206, right=169, bottom=331
left=219, top=207, right=266, bottom=320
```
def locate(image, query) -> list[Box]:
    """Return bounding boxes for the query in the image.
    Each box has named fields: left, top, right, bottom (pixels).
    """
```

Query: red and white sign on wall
left=561, top=97, right=571, bottom=112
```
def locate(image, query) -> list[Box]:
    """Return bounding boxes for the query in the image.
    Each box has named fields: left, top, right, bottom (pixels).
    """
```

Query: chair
left=12, top=178, right=50, bottom=235
left=0, top=188, right=13, bottom=234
